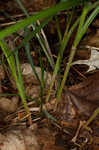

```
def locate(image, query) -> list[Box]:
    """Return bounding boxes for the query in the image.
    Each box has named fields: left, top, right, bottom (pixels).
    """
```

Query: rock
left=0, top=96, right=19, bottom=113
left=0, top=127, right=39, bottom=150
left=21, top=63, right=52, bottom=86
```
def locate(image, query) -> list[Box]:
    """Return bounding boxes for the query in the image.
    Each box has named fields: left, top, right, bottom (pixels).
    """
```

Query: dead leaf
left=56, top=71, right=99, bottom=122
left=67, top=71, right=99, bottom=118
left=72, top=48, right=99, bottom=72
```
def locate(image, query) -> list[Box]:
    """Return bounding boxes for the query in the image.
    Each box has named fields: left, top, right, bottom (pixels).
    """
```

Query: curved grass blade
left=0, top=40, right=29, bottom=113
left=0, top=0, right=85, bottom=39
left=57, top=5, right=99, bottom=101
left=46, top=17, right=80, bottom=102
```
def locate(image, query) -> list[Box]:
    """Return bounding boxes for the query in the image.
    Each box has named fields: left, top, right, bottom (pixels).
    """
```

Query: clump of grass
left=0, top=0, right=99, bottom=125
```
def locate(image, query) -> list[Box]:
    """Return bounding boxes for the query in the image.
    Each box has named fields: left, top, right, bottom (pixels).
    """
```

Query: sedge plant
left=0, top=0, right=85, bottom=116
left=0, top=0, right=99, bottom=123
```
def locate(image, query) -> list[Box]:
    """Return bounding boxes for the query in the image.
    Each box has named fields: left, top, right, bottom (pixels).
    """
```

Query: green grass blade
left=0, top=40, right=29, bottom=112
left=55, top=16, right=62, bottom=44
left=0, top=0, right=85, bottom=39
left=57, top=5, right=99, bottom=101
left=56, top=2, right=90, bottom=100
left=0, top=40, right=17, bottom=79
left=6, top=16, right=52, bottom=63
left=75, top=6, right=99, bottom=47
left=16, top=0, right=29, bottom=17
left=16, top=0, right=54, bottom=69
left=39, top=49, right=45, bottom=90
left=42, top=109, right=56, bottom=121
left=46, top=17, right=80, bottom=102
left=24, top=27, right=41, bottom=84
left=15, top=51, right=28, bottom=111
